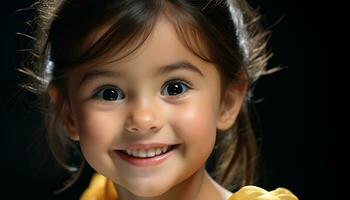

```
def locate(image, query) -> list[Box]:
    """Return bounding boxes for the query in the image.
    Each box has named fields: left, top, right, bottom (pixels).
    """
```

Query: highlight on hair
left=20, top=0, right=272, bottom=193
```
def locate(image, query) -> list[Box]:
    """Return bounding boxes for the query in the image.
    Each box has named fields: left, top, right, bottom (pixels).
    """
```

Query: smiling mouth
left=116, top=144, right=179, bottom=159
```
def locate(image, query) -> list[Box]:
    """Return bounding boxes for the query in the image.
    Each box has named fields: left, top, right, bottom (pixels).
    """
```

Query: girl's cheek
left=168, top=97, right=218, bottom=145
left=76, top=106, right=123, bottom=148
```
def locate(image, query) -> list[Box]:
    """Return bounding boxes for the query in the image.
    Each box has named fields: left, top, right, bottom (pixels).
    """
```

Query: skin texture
left=53, top=17, right=247, bottom=200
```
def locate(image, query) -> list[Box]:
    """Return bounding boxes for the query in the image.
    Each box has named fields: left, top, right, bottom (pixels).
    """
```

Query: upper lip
left=118, top=143, right=176, bottom=151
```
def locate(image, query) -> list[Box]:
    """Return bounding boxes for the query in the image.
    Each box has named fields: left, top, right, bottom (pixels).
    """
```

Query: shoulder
left=79, top=174, right=118, bottom=200
left=227, top=185, right=298, bottom=200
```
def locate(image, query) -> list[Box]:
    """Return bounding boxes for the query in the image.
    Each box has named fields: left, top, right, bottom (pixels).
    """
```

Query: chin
left=126, top=183, right=171, bottom=197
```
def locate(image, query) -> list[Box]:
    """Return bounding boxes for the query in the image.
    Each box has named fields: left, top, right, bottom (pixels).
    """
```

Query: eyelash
left=161, top=79, right=192, bottom=97
left=92, top=79, right=192, bottom=102
left=93, top=85, right=125, bottom=102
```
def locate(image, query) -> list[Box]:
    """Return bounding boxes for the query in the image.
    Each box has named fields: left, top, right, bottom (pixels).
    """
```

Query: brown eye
left=95, top=87, right=125, bottom=101
left=161, top=81, right=189, bottom=96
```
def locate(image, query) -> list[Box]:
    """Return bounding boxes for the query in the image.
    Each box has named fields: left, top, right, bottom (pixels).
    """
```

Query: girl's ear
left=216, top=81, right=248, bottom=131
left=49, top=85, right=80, bottom=141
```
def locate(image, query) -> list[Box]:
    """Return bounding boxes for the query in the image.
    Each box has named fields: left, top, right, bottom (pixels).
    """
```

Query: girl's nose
left=125, top=101, right=164, bottom=134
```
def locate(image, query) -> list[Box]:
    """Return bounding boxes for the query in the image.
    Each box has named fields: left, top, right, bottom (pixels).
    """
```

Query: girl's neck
left=115, top=167, right=232, bottom=200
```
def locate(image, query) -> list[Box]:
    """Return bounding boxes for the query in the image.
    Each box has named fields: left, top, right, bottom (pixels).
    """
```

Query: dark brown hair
left=21, top=0, right=272, bottom=193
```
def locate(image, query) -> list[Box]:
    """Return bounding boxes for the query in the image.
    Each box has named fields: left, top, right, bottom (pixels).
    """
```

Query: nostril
left=126, top=127, right=138, bottom=133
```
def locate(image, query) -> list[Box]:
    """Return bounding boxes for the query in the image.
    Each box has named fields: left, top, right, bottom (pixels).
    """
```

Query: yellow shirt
left=80, top=174, right=298, bottom=200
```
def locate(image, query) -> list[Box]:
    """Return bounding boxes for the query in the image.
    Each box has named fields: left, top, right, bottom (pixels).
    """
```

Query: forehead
left=81, top=16, right=211, bottom=72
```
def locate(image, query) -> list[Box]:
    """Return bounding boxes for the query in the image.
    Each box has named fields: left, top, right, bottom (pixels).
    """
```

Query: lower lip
left=114, top=145, right=179, bottom=167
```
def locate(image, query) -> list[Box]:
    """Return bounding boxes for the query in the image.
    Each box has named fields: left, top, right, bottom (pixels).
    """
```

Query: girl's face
left=62, top=17, right=239, bottom=198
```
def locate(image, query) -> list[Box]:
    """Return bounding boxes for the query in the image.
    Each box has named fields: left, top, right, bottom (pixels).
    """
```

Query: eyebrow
left=79, top=61, right=204, bottom=86
left=155, top=61, right=204, bottom=77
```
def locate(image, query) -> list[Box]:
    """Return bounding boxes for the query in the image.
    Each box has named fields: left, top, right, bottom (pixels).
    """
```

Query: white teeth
left=139, top=150, right=147, bottom=158
left=155, top=148, right=162, bottom=155
left=132, top=150, right=138, bottom=157
left=147, top=149, right=156, bottom=157
left=122, top=146, right=172, bottom=158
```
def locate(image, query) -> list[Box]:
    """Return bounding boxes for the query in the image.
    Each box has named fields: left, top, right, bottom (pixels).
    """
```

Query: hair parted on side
left=19, top=0, right=272, bottom=193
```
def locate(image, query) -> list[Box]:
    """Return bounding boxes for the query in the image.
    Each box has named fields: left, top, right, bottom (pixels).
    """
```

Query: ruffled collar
left=228, top=185, right=298, bottom=200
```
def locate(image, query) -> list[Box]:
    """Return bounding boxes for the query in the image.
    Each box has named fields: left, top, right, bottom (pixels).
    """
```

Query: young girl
left=23, top=0, right=298, bottom=199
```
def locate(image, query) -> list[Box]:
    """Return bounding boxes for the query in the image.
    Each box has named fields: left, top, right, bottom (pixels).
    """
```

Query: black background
left=0, top=0, right=344, bottom=199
